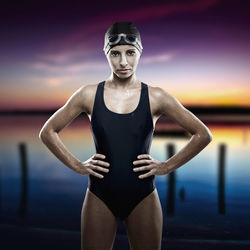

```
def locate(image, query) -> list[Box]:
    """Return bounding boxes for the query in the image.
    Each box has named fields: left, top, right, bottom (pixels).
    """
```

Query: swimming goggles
left=104, top=33, right=143, bottom=53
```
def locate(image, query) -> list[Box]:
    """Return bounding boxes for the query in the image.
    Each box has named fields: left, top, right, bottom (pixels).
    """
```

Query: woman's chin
left=116, top=71, right=133, bottom=79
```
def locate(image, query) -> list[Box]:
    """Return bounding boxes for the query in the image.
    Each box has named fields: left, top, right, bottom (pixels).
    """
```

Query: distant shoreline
left=1, top=105, right=250, bottom=116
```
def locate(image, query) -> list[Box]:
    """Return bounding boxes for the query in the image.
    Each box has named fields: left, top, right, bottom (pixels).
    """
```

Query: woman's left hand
left=133, top=154, right=169, bottom=179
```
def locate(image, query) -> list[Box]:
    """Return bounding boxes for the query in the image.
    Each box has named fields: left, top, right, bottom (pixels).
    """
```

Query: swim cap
left=103, top=21, right=143, bottom=55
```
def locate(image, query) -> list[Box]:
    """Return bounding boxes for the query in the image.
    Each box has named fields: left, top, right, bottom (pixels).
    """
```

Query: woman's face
left=106, top=45, right=141, bottom=79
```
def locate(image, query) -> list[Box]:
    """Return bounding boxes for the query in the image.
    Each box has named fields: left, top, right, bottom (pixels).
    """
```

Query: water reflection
left=0, top=115, right=250, bottom=246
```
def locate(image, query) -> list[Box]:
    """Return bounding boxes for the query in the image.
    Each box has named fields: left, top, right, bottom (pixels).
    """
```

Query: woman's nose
left=120, top=54, right=128, bottom=67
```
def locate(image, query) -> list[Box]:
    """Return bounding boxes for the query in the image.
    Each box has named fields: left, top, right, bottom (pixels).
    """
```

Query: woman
left=39, top=21, right=213, bottom=250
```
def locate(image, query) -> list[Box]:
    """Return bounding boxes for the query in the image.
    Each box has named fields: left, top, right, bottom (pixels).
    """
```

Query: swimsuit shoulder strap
left=139, top=82, right=152, bottom=119
left=92, top=81, right=105, bottom=118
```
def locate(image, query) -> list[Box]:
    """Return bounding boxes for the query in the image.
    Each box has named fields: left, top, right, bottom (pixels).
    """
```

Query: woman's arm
left=39, top=85, right=90, bottom=171
left=39, top=84, right=110, bottom=178
left=157, top=87, right=213, bottom=174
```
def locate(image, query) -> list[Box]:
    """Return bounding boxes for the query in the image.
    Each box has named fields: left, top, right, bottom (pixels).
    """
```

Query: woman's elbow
left=39, top=128, right=47, bottom=143
left=199, top=127, right=213, bottom=145
left=39, top=127, right=52, bottom=144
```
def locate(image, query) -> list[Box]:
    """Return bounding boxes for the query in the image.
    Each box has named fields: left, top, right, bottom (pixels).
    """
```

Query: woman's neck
left=106, top=73, right=140, bottom=89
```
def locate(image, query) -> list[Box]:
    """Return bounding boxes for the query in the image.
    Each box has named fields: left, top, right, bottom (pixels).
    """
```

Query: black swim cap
left=103, top=21, right=143, bottom=55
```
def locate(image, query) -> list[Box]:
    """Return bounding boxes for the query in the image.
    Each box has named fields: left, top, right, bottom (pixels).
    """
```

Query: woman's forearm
left=39, top=130, right=81, bottom=171
left=163, top=132, right=212, bottom=174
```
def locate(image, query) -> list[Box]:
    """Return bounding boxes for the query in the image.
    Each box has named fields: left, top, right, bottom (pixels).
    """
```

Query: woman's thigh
left=81, top=188, right=118, bottom=250
left=124, top=188, right=163, bottom=250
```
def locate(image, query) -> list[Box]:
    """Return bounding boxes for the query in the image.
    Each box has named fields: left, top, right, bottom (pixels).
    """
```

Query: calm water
left=0, top=115, right=250, bottom=242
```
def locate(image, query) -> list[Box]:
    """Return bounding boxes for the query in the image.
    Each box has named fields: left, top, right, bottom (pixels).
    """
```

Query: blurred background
left=0, top=0, right=250, bottom=249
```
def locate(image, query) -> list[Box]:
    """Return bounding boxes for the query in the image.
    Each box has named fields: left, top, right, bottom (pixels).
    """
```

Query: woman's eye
left=111, top=51, right=135, bottom=56
left=111, top=52, right=119, bottom=56
left=128, top=51, right=135, bottom=55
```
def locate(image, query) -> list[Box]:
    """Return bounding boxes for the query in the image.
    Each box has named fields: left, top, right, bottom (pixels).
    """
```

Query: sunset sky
left=1, top=0, right=250, bottom=110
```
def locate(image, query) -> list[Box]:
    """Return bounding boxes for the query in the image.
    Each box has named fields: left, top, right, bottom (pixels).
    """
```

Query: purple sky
left=1, top=0, right=250, bottom=110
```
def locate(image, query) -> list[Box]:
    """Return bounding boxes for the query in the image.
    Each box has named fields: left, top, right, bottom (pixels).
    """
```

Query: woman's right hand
left=74, top=153, right=110, bottom=178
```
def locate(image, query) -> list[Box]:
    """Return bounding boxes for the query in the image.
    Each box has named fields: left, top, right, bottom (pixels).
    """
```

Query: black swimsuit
left=89, top=80, right=155, bottom=220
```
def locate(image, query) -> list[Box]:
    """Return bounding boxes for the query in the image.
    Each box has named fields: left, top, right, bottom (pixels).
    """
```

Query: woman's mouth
left=118, top=69, right=130, bottom=74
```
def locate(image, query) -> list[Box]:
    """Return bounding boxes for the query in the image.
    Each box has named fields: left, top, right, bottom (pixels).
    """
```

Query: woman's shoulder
left=79, top=82, right=99, bottom=94
left=78, top=82, right=102, bottom=100
left=146, top=82, right=182, bottom=116
left=77, top=82, right=100, bottom=115
left=147, top=83, right=173, bottom=100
